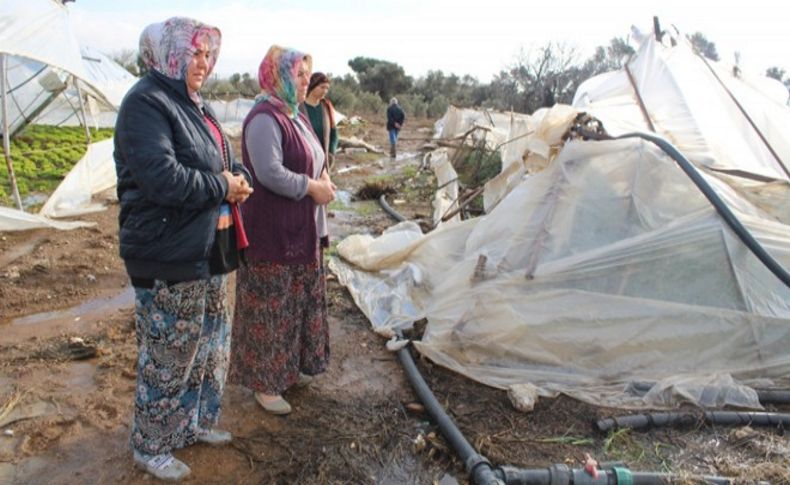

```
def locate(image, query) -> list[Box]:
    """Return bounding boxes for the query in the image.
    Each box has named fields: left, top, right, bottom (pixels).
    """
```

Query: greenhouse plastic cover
left=0, top=0, right=136, bottom=135
left=39, top=139, right=117, bottom=218
left=333, top=30, right=790, bottom=409
left=573, top=32, right=790, bottom=182
left=32, top=46, right=138, bottom=129
left=1, top=0, right=134, bottom=227
left=0, top=0, right=88, bottom=81
left=0, top=206, right=93, bottom=231
left=332, top=137, right=790, bottom=409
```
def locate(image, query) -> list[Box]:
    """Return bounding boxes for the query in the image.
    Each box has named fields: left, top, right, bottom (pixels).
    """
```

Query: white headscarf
left=139, top=16, right=221, bottom=91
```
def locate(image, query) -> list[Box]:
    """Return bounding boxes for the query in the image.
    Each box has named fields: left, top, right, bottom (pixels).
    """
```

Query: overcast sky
left=68, top=0, right=790, bottom=82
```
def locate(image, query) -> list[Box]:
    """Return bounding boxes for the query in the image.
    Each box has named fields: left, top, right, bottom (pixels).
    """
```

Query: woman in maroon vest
left=228, top=45, right=335, bottom=415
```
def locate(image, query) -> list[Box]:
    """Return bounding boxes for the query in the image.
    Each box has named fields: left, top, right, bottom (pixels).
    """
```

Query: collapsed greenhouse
left=332, top=26, right=790, bottom=410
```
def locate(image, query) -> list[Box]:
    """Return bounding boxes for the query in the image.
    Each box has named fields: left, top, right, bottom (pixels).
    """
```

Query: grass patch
left=353, top=200, right=381, bottom=217
left=603, top=428, right=646, bottom=463
left=346, top=151, right=382, bottom=164
left=401, top=165, right=418, bottom=179
left=323, top=239, right=341, bottom=262
left=536, top=435, right=594, bottom=446
left=0, top=125, right=113, bottom=205
left=328, top=199, right=348, bottom=211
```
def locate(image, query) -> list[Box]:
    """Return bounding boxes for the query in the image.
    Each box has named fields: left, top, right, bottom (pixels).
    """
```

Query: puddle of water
left=60, top=362, right=98, bottom=393
left=394, top=151, right=419, bottom=162
left=335, top=190, right=352, bottom=207
left=12, top=287, right=134, bottom=326
left=329, top=206, right=381, bottom=240
left=0, top=463, right=16, bottom=484
left=22, top=193, right=49, bottom=209
left=330, top=209, right=355, bottom=224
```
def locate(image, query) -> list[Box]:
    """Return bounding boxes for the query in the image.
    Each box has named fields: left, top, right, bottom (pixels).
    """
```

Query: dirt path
left=1, top=118, right=788, bottom=484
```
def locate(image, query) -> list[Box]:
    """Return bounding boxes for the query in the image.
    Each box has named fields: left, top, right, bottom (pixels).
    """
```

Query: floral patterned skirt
left=229, top=257, right=329, bottom=395
left=130, top=275, right=231, bottom=456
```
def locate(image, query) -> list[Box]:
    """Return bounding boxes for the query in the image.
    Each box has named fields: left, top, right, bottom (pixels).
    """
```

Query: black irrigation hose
left=397, top=345, right=503, bottom=485
left=756, top=389, right=790, bottom=404
left=498, top=464, right=733, bottom=485
left=379, top=198, right=737, bottom=484
left=383, top=194, right=503, bottom=484
left=399, top=342, right=738, bottom=485
left=597, top=411, right=790, bottom=432
left=379, top=194, right=406, bottom=222
left=382, top=195, right=501, bottom=484
left=578, top=129, right=790, bottom=288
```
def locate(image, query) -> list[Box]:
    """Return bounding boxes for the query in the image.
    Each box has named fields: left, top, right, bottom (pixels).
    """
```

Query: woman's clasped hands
left=222, top=170, right=254, bottom=203
left=307, top=170, right=336, bottom=205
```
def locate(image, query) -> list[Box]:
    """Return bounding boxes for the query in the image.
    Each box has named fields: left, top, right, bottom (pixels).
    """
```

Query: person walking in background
left=386, top=97, right=405, bottom=158
left=229, top=45, right=334, bottom=416
left=114, top=16, right=252, bottom=481
left=301, top=72, right=338, bottom=170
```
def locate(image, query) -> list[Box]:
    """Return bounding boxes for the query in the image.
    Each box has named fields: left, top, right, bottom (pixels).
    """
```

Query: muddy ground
left=0, top=118, right=788, bottom=484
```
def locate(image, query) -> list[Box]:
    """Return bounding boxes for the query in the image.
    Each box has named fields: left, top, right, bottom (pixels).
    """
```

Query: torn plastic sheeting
left=573, top=33, right=790, bottom=182
left=329, top=257, right=422, bottom=336
left=331, top=217, right=479, bottom=333
left=413, top=287, right=784, bottom=409
left=641, top=373, right=762, bottom=409
left=435, top=106, right=512, bottom=148
left=0, top=207, right=93, bottom=231
left=333, top=135, right=790, bottom=409
left=337, top=221, right=424, bottom=271
left=710, top=174, right=790, bottom=225
left=483, top=161, right=525, bottom=213
left=0, top=0, right=89, bottom=82
left=500, top=115, right=534, bottom=172
left=428, top=149, right=460, bottom=227
left=39, top=139, right=116, bottom=218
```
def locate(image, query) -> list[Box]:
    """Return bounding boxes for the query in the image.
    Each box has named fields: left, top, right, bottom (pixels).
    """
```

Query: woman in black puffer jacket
left=113, top=16, right=252, bottom=481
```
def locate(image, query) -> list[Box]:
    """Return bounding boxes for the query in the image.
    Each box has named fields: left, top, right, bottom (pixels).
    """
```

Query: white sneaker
left=296, top=373, right=314, bottom=388
left=133, top=450, right=191, bottom=481
left=197, top=428, right=232, bottom=446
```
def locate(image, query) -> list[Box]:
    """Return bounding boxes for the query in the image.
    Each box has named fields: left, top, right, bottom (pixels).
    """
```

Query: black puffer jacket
left=114, top=70, right=250, bottom=281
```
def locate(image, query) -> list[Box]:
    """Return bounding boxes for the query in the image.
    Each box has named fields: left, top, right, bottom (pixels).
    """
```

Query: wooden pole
left=1, top=54, right=24, bottom=211
left=73, top=77, right=92, bottom=144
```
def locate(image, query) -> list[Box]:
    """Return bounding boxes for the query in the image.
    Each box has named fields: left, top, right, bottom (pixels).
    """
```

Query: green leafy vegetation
left=0, top=125, right=113, bottom=205
left=455, top=146, right=500, bottom=186
left=323, top=238, right=341, bottom=263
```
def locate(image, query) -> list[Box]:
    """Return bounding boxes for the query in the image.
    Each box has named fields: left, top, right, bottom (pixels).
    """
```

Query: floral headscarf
left=139, top=17, right=221, bottom=82
left=257, top=45, right=312, bottom=119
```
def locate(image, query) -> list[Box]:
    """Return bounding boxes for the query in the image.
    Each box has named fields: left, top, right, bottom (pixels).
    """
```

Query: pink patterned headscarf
left=257, top=45, right=312, bottom=119
left=139, top=17, right=221, bottom=82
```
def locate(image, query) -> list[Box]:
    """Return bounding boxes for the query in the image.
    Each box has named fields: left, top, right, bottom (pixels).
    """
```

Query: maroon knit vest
left=241, top=100, right=317, bottom=264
